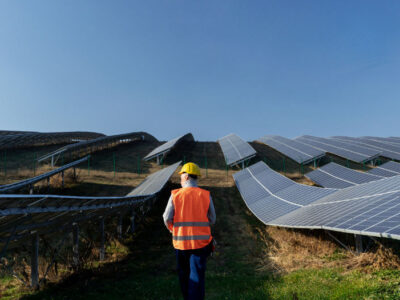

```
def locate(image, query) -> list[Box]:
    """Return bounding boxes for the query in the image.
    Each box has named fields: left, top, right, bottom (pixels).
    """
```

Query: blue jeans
left=175, top=241, right=212, bottom=300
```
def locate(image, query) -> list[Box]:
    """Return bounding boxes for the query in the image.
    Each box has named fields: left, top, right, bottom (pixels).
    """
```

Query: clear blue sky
left=0, top=1, right=399, bottom=141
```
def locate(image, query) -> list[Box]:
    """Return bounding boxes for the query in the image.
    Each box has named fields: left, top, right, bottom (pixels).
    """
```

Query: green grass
left=266, top=269, right=400, bottom=300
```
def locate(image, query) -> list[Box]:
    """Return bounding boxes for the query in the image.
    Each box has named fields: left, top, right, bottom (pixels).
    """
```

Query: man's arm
left=162, top=194, right=174, bottom=232
left=208, top=195, right=216, bottom=225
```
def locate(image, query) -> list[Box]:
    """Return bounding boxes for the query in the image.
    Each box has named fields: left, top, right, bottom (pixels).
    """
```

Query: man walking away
left=163, top=162, right=216, bottom=300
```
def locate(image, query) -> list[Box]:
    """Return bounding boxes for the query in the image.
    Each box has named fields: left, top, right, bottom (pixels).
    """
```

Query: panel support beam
left=354, top=234, right=363, bottom=253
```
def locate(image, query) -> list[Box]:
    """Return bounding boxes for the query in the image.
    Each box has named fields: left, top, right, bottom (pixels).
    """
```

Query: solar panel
left=257, top=135, right=325, bottom=164
left=368, top=161, right=400, bottom=177
left=295, top=135, right=381, bottom=163
left=333, top=136, right=400, bottom=161
left=0, top=131, right=105, bottom=150
left=362, top=136, right=400, bottom=146
left=234, top=161, right=400, bottom=240
left=0, top=156, right=89, bottom=193
left=0, top=162, right=181, bottom=245
left=305, top=162, right=382, bottom=189
left=144, top=133, right=193, bottom=161
left=39, top=132, right=157, bottom=163
left=127, top=161, right=181, bottom=196
left=233, top=161, right=336, bottom=223
left=218, top=133, right=257, bottom=167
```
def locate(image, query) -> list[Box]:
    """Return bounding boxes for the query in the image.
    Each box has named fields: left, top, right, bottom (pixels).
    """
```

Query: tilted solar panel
left=234, top=161, right=400, bottom=240
left=0, top=156, right=89, bottom=193
left=333, top=136, right=400, bottom=161
left=127, top=161, right=181, bottom=196
left=144, top=133, right=193, bottom=161
left=218, top=133, right=256, bottom=166
left=0, top=162, right=181, bottom=245
left=295, top=135, right=381, bottom=163
left=305, top=162, right=382, bottom=189
left=233, top=161, right=336, bottom=223
left=258, top=135, right=325, bottom=164
left=368, top=161, right=400, bottom=177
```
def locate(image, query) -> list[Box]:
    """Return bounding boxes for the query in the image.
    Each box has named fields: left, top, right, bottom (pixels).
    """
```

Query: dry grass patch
left=258, top=227, right=400, bottom=274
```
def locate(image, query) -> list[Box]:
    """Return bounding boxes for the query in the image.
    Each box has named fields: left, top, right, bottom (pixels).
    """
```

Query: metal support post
left=72, top=224, right=79, bottom=268
left=29, top=185, right=33, bottom=195
left=61, top=171, right=64, bottom=188
left=31, top=232, right=39, bottom=288
left=99, top=218, right=105, bottom=261
left=73, top=167, right=76, bottom=180
left=117, top=215, right=123, bottom=239
left=241, top=161, right=244, bottom=169
left=355, top=234, right=363, bottom=253
left=47, top=177, right=50, bottom=191
left=313, top=159, right=317, bottom=168
left=130, top=208, right=135, bottom=234
left=156, top=155, right=160, bottom=165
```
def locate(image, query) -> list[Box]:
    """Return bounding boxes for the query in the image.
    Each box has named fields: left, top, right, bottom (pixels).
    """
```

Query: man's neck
left=182, top=179, right=198, bottom=188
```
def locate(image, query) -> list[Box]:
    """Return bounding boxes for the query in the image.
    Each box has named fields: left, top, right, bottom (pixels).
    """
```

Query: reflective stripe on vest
left=173, top=235, right=211, bottom=241
left=171, top=187, right=213, bottom=250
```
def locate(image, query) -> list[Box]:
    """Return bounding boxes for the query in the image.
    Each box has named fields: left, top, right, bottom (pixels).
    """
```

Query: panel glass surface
left=218, top=133, right=256, bottom=166
left=258, top=135, right=324, bottom=164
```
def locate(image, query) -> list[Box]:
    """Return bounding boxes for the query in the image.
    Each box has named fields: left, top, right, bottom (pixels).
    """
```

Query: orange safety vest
left=171, top=187, right=213, bottom=250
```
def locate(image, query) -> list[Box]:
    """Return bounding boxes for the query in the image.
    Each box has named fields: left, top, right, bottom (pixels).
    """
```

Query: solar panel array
left=218, top=133, right=257, bottom=166
left=0, top=162, right=181, bottom=247
left=144, top=133, right=194, bottom=161
left=295, top=135, right=382, bottom=163
left=234, top=161, right=400, bottom=240
left=258, top=135, right=325, bottom=164
left=0, top=156, right=89, bottom=193
left=333, top=136, right=400, bottom=161
left=0, top=131, right=105, bottom=150
left=368, top=161, right=400, bottom=177
left=305, top=162, right=382, bottom=189
left=39, top=132, right=157, bottom=163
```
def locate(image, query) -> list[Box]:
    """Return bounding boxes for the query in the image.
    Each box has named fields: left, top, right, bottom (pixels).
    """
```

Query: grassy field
left=1, top=141, right=400, bottom=299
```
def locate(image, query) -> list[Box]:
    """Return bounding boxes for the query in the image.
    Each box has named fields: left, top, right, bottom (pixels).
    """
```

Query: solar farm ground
left=1, top=140, right=400, bottom=299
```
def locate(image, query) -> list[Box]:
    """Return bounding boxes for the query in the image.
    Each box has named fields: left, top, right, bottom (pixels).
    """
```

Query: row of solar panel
left=306, top=161, right=400, bottom=189
left=234, top=161, right=400, bottom=240
left=0, top=162, right=181, bottom=247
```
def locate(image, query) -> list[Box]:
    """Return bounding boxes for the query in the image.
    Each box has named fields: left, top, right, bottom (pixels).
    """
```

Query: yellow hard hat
left=179, top=162, right=201, bottom=177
